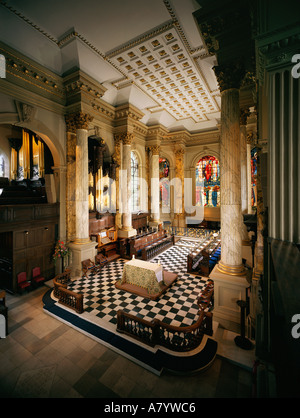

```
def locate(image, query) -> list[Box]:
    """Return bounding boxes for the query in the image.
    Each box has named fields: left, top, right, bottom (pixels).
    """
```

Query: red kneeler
left=32, top=267, right=45, bottom=286
left=17, top=272, right=31, bottom=292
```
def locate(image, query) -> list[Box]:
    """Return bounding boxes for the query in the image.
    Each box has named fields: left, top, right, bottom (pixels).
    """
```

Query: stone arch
left=0, top=114, right=67, bottom=240
left=15, top=120, right=66, bottom=168
left=190, top=149, right=220, bottom=170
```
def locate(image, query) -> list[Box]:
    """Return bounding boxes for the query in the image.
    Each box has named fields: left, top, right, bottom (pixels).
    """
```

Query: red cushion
left=33, top=275, right=44, bottom=283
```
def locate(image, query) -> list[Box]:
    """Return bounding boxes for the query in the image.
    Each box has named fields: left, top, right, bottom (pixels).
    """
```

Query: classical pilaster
left=240, top=107, right=250, bottom=244
left=117, top=133, right=136, bottom=238
left=246, top=132, right=254, bottom=214
left=148, top=145, right=160, bottom=228
left=174, top=147, right=185, bottom=227
left=51, top=164, right=67, bottom=241
left=112, top=135, right=122, bottom=230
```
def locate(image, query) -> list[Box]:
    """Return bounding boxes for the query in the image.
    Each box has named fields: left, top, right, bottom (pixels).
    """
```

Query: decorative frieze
left=256, top=27, right=300, bottom=82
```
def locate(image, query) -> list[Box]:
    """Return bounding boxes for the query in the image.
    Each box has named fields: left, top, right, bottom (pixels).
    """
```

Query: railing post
left=117, top=310, right=125, bottom=332
left=151, top=319, right=160, bottom=346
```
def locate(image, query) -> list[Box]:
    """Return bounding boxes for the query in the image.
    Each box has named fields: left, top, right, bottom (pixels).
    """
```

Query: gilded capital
left=148, top=145, right=160, bottom=155
left=114, top=133, right=134, bottom=145
left=175, top=147, right=185, bottom=158
left=247, top=131, right=254, bottom=145
left=240, top=107, right=250, bottom=126
left=123, top=133, right=134, bottom=146
left=213, top=62, right=245, bottom=92
left=65, top=112, right=94, bottom=132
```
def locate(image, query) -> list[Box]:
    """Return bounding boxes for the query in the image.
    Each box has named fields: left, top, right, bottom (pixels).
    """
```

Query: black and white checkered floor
left=68, top=240, right=210, bottom=328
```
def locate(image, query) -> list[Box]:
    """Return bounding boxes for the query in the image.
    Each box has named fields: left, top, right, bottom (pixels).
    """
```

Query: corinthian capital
left=148, top=145, right=160, bottom=155
left=240, top=107, right=250, bottom=126
left=114, top=132, right=134, bottom=145
left=213, top=62, right=245, bottom=92
left=65, top=112, right=94, bottom=132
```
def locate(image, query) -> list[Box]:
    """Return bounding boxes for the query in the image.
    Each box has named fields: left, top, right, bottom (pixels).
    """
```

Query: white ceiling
left=0, top=0, right=221, bottom=132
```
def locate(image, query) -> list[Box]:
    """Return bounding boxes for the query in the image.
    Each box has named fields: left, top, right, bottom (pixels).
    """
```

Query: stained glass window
left=159, top=158, right=170, bottom=210
left=195, top=155, right=220, bottom=207
left=251, top=148, right=257, bottom=207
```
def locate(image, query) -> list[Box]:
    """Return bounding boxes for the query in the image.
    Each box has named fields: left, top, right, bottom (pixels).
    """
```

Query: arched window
left=0, top=155, right=5, bottom=177
left=131, top=151, right=139, bottom=212
left=196, top=155, right=220, bottom=207
left=159, top=158, right=170, bottom=211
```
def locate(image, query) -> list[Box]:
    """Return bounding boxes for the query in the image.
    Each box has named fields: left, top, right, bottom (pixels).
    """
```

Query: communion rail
left=56, top=287, right=84, bottom=314
left=52, top=269, right=83, bottom=314
left=117, top=282, right=214, bottom=352
left=53, top=268, right=71, bottom=298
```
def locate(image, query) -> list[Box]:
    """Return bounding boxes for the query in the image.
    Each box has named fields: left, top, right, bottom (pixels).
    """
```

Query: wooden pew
left=141, top=233, right=173, bottom=260
left=187, top=233, right=221, bottom=276
left=119, top=230, right=174, bottom=260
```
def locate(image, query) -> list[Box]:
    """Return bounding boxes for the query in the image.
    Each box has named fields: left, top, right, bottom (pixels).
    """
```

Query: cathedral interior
left=0, top=0, right=299, bottom=399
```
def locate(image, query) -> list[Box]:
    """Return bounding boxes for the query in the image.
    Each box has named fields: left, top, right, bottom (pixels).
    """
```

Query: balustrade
left=117, top=282, right=214, bottom=352
left=56, top=287, right=83, bottom=313
left=52, top=268, right=83, bottom=314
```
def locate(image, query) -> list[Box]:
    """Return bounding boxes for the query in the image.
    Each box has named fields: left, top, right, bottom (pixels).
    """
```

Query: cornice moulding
left=0, top=78, right=65, bottom=116
left=114, top=103, right=145, bottom=121
left=63, top=69, right=107, bottom=97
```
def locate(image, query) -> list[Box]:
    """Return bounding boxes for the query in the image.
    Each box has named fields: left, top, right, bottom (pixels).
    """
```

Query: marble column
left=118, top=133, right=136, bottom=238
left=209, top=64, right=249, bottom=332
left=149, top=145, right=160, bottom=228
left=65, top=128, right=77, bottom=243
left=174, top=147, right=185, bottom=227
left=75, top=128, right=90, bottom=243
left=213, top=64, right=246, bottom=276
left=247, top=132, right=254, bottom=214
left=112, top=135, right=122, bottom=230
left=65, top=112, right=97, bottom=277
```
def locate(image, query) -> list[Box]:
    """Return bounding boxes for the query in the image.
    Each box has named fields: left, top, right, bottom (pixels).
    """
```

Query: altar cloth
left=115, top=258, right=177, bottom=300
left=119, top=259, right=164, bottom=295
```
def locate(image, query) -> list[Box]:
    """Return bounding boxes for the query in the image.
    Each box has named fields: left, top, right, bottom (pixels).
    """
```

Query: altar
left=115, top=258, right=178, bottom=300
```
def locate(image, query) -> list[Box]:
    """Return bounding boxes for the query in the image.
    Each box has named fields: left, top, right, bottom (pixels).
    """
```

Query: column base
left=118, top=228, right=137, bottom=239
left=217, top=260, right=246, bottom=276
left=69, top=240, right=98, bottom=278
left=210, top=264, right=249, bottom=334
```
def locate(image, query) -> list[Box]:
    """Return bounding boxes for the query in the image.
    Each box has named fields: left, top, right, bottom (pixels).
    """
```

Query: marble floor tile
left=0, top=286, right=255, bottom=399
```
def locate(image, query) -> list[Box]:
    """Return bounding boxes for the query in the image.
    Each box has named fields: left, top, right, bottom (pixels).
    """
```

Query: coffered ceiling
left=0, top=0, right=221, bottom=132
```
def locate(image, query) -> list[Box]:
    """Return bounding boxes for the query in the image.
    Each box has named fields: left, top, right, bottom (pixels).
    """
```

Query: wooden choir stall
left=89, top=213, right=119, bottom=263
left=187, top=232, right=221, bottom=276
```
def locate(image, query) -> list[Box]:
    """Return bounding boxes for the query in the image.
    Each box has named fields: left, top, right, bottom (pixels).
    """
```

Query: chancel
left=0, top=0, right=299, bottom=399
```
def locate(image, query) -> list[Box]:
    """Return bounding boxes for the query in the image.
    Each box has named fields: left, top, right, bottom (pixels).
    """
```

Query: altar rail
left=117, top=282, right=214, bottom=352
left=52, top=269, right=83, bottom=314
left=166, top=226, right=216, bottom=239
left=53, top=269, right=71, bottom=298
left=56, top=287, right=83, bottom=313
